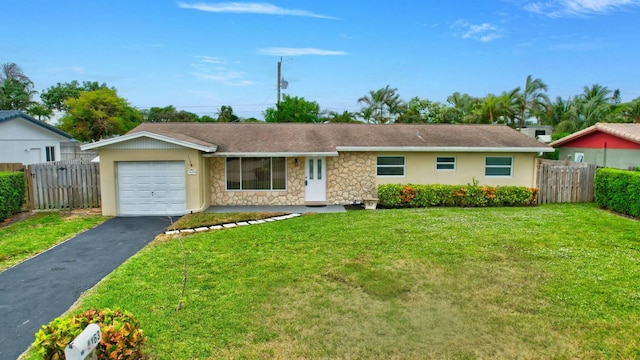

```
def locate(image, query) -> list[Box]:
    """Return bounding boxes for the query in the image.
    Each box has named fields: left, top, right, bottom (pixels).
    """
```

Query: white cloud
left=177, top=2, right=337, bottom=19
left=196, top=55, right=226, bottom=64
left=191, top=56, right=253, bottom=86
left=524, top=0, right=640, bottom=17
left=452, top=21, right=503, bottom=42
left=258, top=47, right=348, bottom=56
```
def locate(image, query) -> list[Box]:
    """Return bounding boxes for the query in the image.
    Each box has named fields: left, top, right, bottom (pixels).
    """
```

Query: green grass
left=0, top=212, right=108, bottom=271
left=25, top=204, right=640, bottom=359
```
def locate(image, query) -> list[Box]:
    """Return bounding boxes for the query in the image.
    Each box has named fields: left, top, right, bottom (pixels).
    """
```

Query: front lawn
left=0, top=212, right=107, bottom=271
left=30, top=204, right=640, bottom=359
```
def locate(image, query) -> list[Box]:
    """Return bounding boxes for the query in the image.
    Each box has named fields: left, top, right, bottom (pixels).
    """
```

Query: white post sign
left=64, top=323, right=101, bottom=360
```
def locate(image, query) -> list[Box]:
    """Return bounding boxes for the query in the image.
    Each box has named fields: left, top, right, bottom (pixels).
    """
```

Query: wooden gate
left=536, top=159, right=596, bottom=204
left=1, top=161, right=101, bottom=210
left=27, top=160, right=101, bottom=210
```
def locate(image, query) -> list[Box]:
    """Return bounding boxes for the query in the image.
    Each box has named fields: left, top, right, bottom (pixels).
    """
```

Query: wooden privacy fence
left=537, top=159, right=597, bottom=204
left=28, top=160, right=101, bottom=210
left=0, top=161, right=101, bottom=210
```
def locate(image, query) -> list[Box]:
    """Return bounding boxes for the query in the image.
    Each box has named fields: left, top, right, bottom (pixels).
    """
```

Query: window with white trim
left=436, top=156, right=456, bottom=171
left=485, top=157, right=513, bottom=177
left=574, top=152, right=584, bottom=163
left=226, top=157, right=286, bottom=190
left=377, top=156, right=405, bottom=176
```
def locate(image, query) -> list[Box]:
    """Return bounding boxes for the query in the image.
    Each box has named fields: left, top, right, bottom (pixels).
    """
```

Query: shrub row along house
left=82, top=123, right=553, bottom=216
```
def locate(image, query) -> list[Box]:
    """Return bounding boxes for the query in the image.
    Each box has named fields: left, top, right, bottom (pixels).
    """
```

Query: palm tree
left=475, top=94, right=503, bottom=124
left=216, top=105, right=238, bottom=122
left=326, top=110, right=358, bottom=123
left=517, top=75, right=549, bottom=127
left=622, top=98, right=640, bottom=123
left=498, top=87, right=521, bottom=127
left=0, top=62, right=36, bottom=111
left=1, top=63, right=32, bottom=84
left=576, top=84, right=615, bottom=128
left=444, top=92, right=478, bottom=123
left=357, top=85, right=404, bottom=124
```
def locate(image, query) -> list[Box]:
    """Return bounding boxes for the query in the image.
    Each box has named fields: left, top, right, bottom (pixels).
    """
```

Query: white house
left=0, top=110, right=74, bottom=165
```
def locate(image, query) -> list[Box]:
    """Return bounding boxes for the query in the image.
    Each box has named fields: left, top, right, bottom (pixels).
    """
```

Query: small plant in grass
left=33, top=308, right=146, bottom=359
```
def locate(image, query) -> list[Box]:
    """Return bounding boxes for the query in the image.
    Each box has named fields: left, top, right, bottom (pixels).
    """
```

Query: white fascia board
left=204, top=151, right=339, bottom=158
left=80, top=131, right=218, bottom=152
left=336, top=146, right=555, bottom=153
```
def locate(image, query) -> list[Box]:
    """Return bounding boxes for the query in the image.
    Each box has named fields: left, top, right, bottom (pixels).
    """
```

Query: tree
left=0, top=79, right=36, bottom=111
left=142, top=105, right=199, bottom=122
left=357, top=85, right=404, bottom=124
left=1, top=63, right=31, bottom=84
left=397, top=97, right=445, bottom=123
left=622, top=97, right=640, bottom=123
left=324, top=110, right=359, bottom=123
left=0, top=62, right=36, bottom=111
left=58, top=88, right=142, bottom=141
left=517, top=75, right=549, bottom=127
left=26, top=103, right=54, bottom=121
left=216, top=105, right=239, bottom=122
left=40, top=81, right=111, bottom=113
left=443, top=92, right=478, bottom=123
left=497, top=88, right=521, bottom=127
left=263, top=95, right=321, bottom=123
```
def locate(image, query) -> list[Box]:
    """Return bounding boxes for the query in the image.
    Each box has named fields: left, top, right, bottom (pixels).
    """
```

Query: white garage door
left=117, top=161, right=186, bottom=216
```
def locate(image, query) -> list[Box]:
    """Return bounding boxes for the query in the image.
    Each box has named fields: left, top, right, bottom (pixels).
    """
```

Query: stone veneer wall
left=209, top=153, right=376, bottom=206
left=326, top=152, right=377, bottom=204
left=209, top=157, right=305, bottom=205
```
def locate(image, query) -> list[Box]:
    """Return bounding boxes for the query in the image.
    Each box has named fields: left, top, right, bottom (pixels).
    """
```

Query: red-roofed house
left=550, top=123, right=640, bottom=170
left=82, top=123, right=553, bottom=216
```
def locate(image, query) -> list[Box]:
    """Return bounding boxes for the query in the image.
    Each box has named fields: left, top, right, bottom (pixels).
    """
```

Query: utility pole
left=277, top=57, right=282, bottom=105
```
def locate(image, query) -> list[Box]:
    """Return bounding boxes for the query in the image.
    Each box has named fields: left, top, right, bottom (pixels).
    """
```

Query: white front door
left=305, top=157, right=326, bottom=203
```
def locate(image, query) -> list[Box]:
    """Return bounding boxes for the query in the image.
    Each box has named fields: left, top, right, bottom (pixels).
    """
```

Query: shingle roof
left=0, top=110, right=73, bottom=139
left=120, top=122, right=551, bottom=154
left=550, top=123, right=640, bottom=147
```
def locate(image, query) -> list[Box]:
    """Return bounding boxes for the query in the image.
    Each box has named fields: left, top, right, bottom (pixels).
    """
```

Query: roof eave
left=205, top=151, right=339, bottom=157
left=336, top=146, right=554, bottom=153
left=80, top=131, right=218, bottom=152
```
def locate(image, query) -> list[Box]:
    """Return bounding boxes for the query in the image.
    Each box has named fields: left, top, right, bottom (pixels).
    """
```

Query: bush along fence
left=378, top=184, right=538, bottom=209
left=594, top=168, right=640, bottom=218
left=0, top=160, right=100, bottom=211
left=0, top=171, right=26, bottom=221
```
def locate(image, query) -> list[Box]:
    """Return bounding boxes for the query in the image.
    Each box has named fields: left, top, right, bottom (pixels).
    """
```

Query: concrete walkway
left=205, top=205, right=347, bottom=213
left=0, top=216, right=174, bottom=360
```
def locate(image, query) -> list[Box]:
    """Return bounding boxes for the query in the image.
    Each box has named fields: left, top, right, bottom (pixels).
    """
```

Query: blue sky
left=2, top=0, right=639, bottom=120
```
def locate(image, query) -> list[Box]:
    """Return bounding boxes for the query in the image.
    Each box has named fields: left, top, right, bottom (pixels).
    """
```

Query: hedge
left=0, top=171, right=26, bottom=221
left=378, top=184, right=538, bottom=208
left=594, top=168, right=640, bottom=218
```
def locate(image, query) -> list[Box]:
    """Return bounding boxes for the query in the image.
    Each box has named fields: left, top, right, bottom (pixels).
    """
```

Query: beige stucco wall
left=375, top=152, right=539, bottom=188
left=98, top=148, right=209, bottom=216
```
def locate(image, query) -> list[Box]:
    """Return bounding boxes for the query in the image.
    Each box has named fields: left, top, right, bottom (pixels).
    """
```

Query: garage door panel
left=117, top=161, right=186, bottom=216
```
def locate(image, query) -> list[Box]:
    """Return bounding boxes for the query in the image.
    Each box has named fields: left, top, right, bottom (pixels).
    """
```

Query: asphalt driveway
left=0, top=216, right=174, bottom=360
